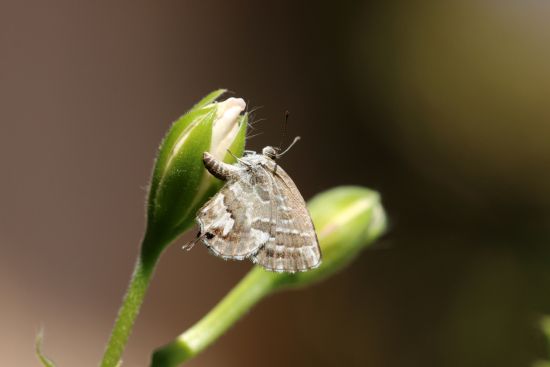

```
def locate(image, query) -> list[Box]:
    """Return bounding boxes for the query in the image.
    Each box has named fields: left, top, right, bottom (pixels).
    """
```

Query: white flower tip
left=210, top=97, right=246, bottom=161
left=216, top=97, right=246, bottom=117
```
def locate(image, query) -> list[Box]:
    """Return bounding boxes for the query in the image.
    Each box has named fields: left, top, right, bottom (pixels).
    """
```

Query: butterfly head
left=262, top=146, right=278, bottom=160
left=262, top=136, right=301, bottom=160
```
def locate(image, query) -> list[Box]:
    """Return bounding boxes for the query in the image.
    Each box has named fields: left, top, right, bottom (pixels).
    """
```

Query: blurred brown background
left=2, top=0, right=550, bottom=366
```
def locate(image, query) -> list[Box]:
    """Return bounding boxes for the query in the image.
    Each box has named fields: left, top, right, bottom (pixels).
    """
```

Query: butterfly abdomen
left=203, top=152, right=239, bottom=181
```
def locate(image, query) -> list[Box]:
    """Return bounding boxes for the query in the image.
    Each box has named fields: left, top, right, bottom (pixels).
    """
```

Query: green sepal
left=144, top=109, right=216, bottom=254
left=35, top=331, right=57, bottom=367
left=193, top=89, right=227, bottom=109
left=224, top=112, right=248, bottom=163
left=146, top=89, right=225, bottom=225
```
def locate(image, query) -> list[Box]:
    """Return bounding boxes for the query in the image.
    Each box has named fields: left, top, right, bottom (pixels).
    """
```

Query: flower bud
left=275, top=185, right=387, bottom=288
left=142, top=90, right=247, bottom=259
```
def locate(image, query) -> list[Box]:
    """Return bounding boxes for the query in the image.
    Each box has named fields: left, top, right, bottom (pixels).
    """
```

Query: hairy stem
left=100, top=235, right=165, bottom=367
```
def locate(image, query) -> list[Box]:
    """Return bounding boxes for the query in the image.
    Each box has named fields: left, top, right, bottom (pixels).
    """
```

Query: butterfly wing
left=197, top=167, right=273, bottom=260
left=252, top=162, right=321, bottom=272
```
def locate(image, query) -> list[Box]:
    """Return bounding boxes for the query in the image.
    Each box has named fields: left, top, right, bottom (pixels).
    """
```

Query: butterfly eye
left=205, top=232, right=215, bottom=239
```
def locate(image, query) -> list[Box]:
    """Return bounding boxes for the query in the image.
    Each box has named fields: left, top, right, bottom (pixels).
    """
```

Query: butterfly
left=186, top=138, right=321, bottom=273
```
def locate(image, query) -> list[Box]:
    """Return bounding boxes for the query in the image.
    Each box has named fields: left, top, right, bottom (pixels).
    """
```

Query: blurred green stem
left=533, top=317, right=550, bottom=367
left=151, top=268, right=278, bottom=367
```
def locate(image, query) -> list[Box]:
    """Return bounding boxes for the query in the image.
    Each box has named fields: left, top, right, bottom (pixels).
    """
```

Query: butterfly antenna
left=277, top=110, right=290, bottom=153
left=276, top=136, right=301, bottom=158
left=273, top=111, right=293, bottom=174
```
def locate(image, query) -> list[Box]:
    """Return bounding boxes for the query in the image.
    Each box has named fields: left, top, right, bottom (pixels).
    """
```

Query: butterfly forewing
left=251, top=161, right=321, bottom=272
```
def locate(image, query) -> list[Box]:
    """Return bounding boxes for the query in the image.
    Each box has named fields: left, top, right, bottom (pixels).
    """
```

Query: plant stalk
left=151, top=268, right=278, bottom=367
left=100, top=234, right=166, bottom=367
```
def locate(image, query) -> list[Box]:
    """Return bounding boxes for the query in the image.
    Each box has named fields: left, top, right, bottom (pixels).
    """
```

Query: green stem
left=151, top=268, right=278, bottom=367
left=100, top=236, right=164, bottom=367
